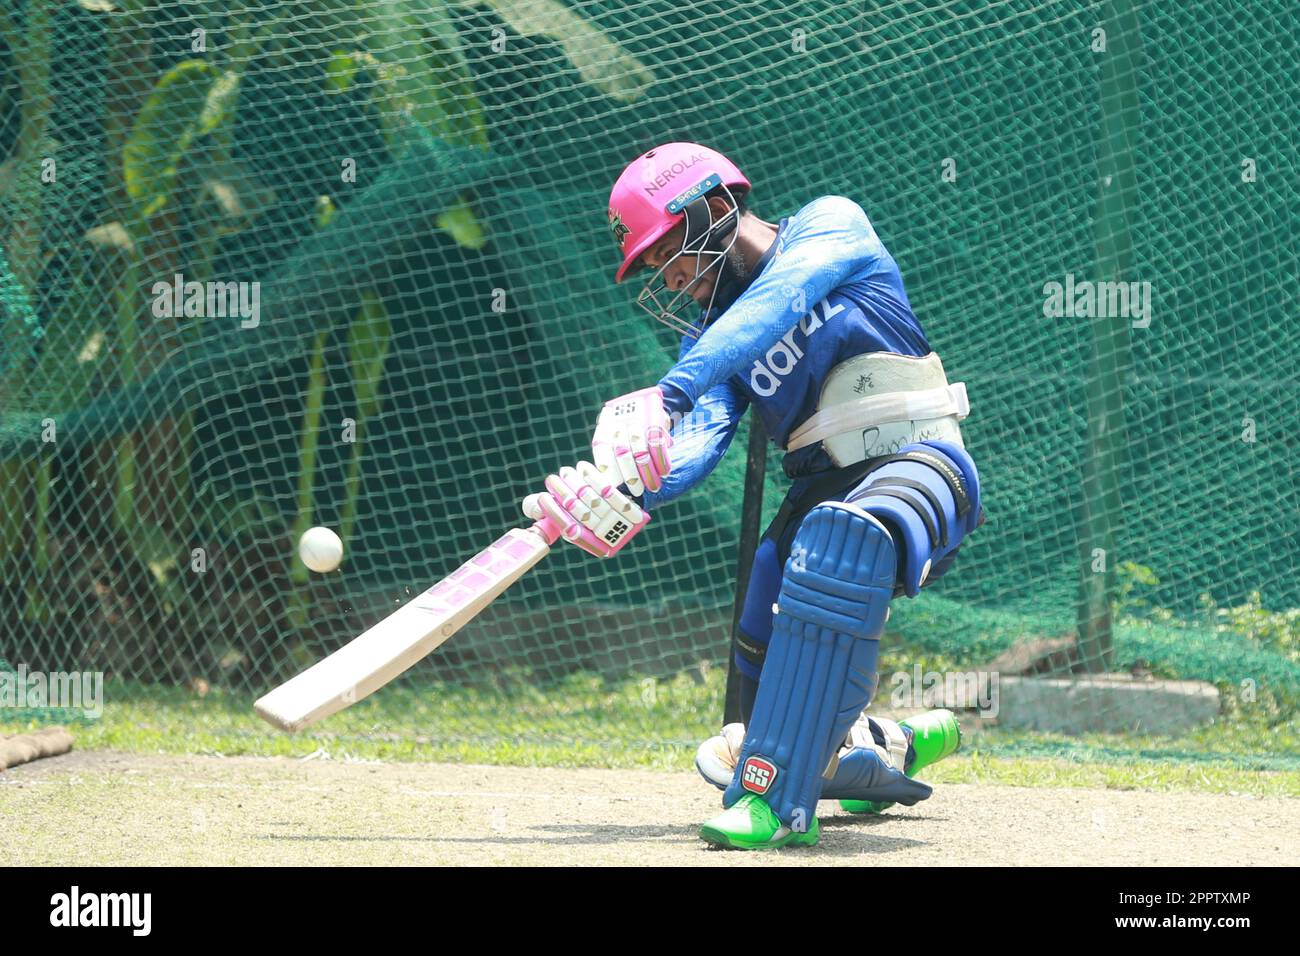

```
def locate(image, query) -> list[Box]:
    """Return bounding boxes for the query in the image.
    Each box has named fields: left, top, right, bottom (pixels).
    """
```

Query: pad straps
left=855, top=449, right=972, bottom=519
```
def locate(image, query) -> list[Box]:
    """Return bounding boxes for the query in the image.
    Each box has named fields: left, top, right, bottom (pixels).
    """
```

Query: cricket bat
left=254, top=522, right=560, bottom=732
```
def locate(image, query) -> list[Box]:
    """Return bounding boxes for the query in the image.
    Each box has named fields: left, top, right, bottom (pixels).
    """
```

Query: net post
left=723, top=417, right=767, bottom=725
left=1077, top=0, right=1141, bottom=673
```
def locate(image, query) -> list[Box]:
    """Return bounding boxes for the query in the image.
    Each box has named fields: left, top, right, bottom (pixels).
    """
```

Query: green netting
left=1, top=1, right=1296, bottom=754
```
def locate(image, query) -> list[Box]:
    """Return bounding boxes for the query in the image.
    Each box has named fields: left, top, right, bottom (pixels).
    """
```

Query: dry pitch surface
left=1, top=750, right=1295, bottom=866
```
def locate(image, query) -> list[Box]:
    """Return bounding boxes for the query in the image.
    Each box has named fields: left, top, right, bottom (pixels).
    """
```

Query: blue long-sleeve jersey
left=645, top=195, right=932, bottom=509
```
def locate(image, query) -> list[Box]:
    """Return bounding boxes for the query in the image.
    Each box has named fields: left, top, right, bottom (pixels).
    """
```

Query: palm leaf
left=123, top=60, right=240, bottom=220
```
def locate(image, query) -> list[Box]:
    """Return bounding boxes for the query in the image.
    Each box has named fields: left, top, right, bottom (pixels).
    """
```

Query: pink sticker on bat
left=410, top=530, right=543, bottom=617
left=472, top=551, right=517, bottom=576
left=451, top=568, right=491, bottom=590
left=426, top=577, right=457, bottom=596
left=500, top=536, right=541, bottom=561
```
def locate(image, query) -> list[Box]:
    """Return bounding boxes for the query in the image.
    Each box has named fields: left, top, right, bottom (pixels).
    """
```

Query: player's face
left=639, top=226, right=719, bottom=304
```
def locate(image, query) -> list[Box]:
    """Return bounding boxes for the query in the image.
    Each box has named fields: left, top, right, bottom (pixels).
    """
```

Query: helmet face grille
left=633, top=184, right=742, bottom=339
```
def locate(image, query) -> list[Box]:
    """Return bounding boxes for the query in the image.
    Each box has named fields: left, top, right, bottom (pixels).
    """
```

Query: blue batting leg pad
left=818, top=747, right=934, bottom=806
left=722, top=502, right=895, bottom=828
left=843, top=441, right=982, bottom=597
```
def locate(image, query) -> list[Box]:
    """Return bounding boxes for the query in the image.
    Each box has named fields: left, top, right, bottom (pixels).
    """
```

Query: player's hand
left=521, top=461, right=650, bottom=558
left=591, top=386, right=673, bottom=497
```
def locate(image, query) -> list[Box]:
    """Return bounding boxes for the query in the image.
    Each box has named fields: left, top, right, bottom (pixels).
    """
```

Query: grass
left=2, top=669, right=1298, bottom=798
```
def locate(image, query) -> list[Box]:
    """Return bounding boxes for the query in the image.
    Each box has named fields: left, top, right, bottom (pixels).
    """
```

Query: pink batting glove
left=521, top=461, right=650, bottom=559
left=591, top=386, right=673, bottom=498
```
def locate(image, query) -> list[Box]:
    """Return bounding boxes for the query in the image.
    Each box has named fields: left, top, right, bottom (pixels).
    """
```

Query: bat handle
left=528, top=516, right=564, bottom=547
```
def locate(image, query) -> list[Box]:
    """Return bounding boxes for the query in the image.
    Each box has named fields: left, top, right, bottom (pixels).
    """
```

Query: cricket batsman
left=521, top=142, right=984, bottom=850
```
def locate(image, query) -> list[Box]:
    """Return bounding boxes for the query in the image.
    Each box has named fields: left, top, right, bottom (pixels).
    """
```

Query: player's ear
left=708, top=194, right=737, bottom=221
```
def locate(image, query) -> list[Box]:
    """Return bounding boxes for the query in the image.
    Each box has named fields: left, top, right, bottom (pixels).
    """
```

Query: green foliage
left=1115, top=560, right=1161, bottom=613
left=1198, top=591, right=1300, bottom=663
left=346, top=1, right=486, bottom=149
left=462, top=0, right=654, bottom=102
left=1118, top=562, right=1299, bottom=665
left=435, top=197, right=487, bottom=250
left=123, top=60, right=240, bottom=221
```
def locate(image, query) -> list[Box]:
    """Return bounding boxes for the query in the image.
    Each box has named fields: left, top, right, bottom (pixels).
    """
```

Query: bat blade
left=254, top=526, right=552, bottom=732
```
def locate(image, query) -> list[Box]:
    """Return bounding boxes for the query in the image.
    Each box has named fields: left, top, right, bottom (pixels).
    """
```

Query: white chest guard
left=784, top=351, right=969, bottom=467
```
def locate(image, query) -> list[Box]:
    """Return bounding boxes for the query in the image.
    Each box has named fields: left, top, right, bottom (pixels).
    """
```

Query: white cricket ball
left=298, top=526, right=343, bottom=573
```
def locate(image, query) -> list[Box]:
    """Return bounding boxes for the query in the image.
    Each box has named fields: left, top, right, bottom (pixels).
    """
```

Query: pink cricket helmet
left=607, top=142, right=751, bottom=283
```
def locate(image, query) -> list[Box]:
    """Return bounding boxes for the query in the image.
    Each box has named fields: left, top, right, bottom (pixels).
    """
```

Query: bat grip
left=528, top=515, right=564, bottom=547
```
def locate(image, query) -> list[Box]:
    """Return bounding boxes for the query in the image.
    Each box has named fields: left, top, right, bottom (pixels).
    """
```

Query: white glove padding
left=521, top=461, right=649, bottom=558
left=591, top=386, right=673, bottom=497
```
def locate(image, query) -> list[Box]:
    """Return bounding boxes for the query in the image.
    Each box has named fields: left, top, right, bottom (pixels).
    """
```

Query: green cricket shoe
left=699, top=794, right=820, bottom=850
left=840, top=708, right=962, bottom=815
